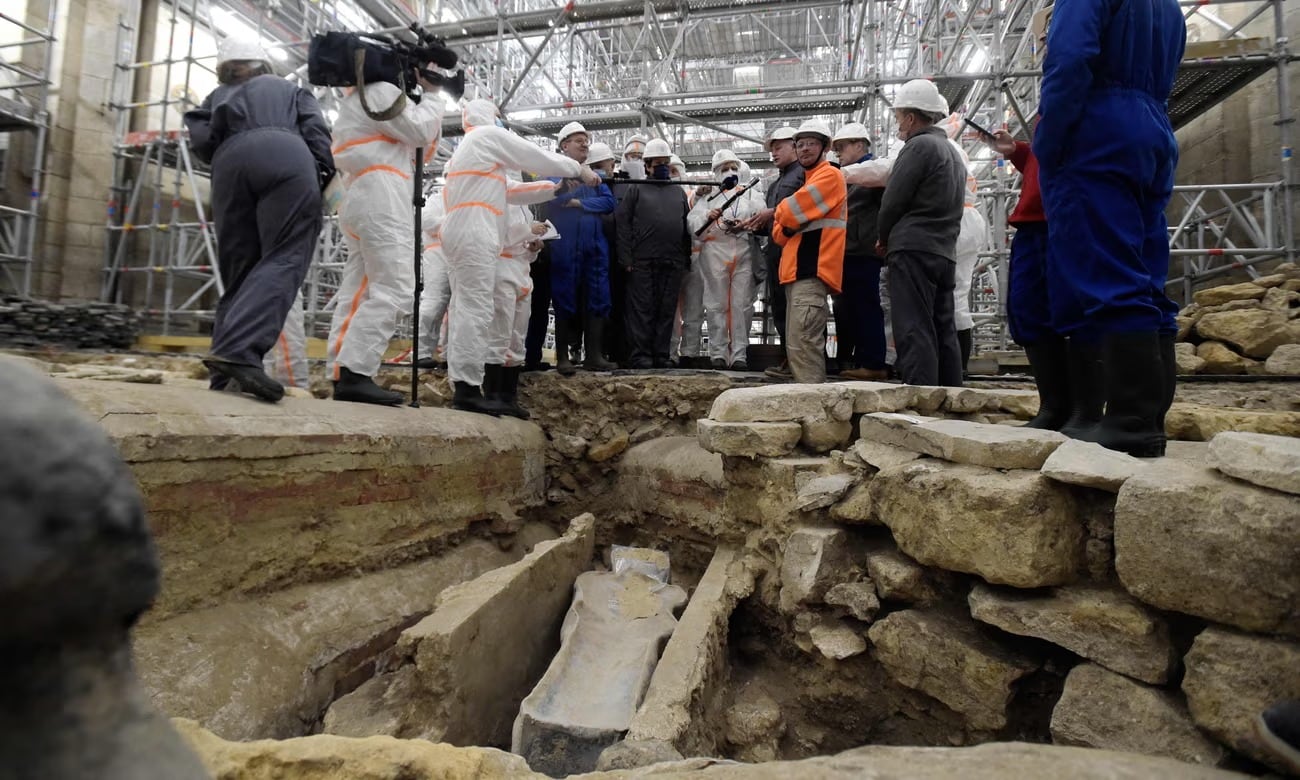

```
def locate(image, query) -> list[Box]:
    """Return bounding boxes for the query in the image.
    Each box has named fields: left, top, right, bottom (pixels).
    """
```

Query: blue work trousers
left=1038, top=90, right=1180, bottom=341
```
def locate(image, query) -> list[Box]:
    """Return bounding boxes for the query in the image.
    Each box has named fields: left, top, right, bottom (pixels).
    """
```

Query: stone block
left=1195, top=341, right=1260, bottom=374
left=851, top=439, right=923, bottom=471
left=723, top=688, right=785, bottom=763
left=1051, top=664, right=1226, bottom=766
left=1040, top=439, right=1147, bottom=493
left=1208, top=431, right=1300, bottom=495
left=586, top=427, right=629, bottom=462
left=943, top=387, right=1041, bottom=418
left=868, top=610, right=1039, bottom=731
left=1260, top=286, right=1300, bottom=313
left=1183, top=627, right=1300, bottom=772
left=906, top=419, right=1068, bottom=470
left=1166, top=402, right=1300, bottom=440
left=619, top=437, right=726, bottom=541
left=1174, top=342, right=1207, bottom=374
left=824, top=581, right=880, bottom=622
left=60, top=380, right=546, bottom=619
left=1193, top=281, right=1267, bottom=306
left=969, top=584, right=1175, bottom=684
left=809, top=620, right=867, bottom=660
left=708, top=384, right=854, bottom=424
left=864, top=544, right=944, bottom=605
left=870, top=461, right=1083, bottom=588
left=828, top=480, right=878, bottom=524
left=723, top=456, right=829, bottom=537
left=857, top=412, right=941, bottom=448
left=626, top=547, right=756, bottom=758
left=401, top=515, right=596, bottom=747
left=696, top=419, right=801, bottom=458
left=594, top=739, right=683, bottom=771
left=835, top=381, right=947, bottom=414
left=800, top=417, right=855, bottom=453
left=1265, top=343, right=1300, bottom=374
left=512, top=570, right=688, bottom=776
left=1253, top=272, right=1291, bottom=288
left=794, top=473, right=857, bottom=511
left=1196, top=309, right=1296, bottom=358
left=779, top=527, right=849, bottom=612
left=1115, top=459, right=1300, bottom=636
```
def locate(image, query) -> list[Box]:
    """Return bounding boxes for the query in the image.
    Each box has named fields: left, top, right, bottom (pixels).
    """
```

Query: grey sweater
left=877, top=126, right=965, bottom=260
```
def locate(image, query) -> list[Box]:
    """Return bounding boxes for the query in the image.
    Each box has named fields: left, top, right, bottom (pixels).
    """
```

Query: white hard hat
left=794, top=119, right=832, bottom=145
left=586, top=142, right=616, bottom=165
left=711, top=149, right=741, bottom=170
left=217, top=38, right=269, bottom=65
left=766, top=126, right=797, bottom=147
left=644, top=138, right=672, bottom=159
left=833, top=122, right=872, bottom=144
left=669, top=155, right=686, bottom=175
left=894, top=79, right=948, bottom=118
left=558, top=121, right=588, bottom=144
left=623, top=135, right=648, bottom=155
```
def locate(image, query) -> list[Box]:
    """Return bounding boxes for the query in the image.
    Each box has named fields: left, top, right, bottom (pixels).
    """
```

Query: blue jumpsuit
left=1034, top=0, right=1185, bottom=340
left=547, top=180, right=617, bottom=319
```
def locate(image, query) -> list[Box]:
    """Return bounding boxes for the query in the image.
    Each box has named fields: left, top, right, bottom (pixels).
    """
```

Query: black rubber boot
left=415, top=356, right=440, bottom=370
left=1058, top=339, right=1106, bottom=439
left=495, top=366, right=531, bottom=420
left=333, top=367, right=403, bottom=406
left=1155, top=332, right=1177, bottom=456
left=1074, top=331, right=1167, bottom=458
left=957, top=328, right=973, bottom=374
left=582, top=317, right=618, bottom=371
left=1022, top=337, right=1071, bottom=430
left=555, top=318, right=576, bottom=376
left=482, top=363, right=502, bottom=399
left=203, top=358, right=285, bottom=403
left=451, top=380, right=501, bottom=416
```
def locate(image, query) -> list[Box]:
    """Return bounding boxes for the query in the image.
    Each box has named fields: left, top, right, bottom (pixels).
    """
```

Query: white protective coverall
left=488, top=202, right=543, bottom=366
left=442, top=100, right=579, bottom=387
left=263, top=290, right=308, bottom=387
left=687, top=156, right=761, bottom=365
left=327, top=81, right=442, bottom=379
left=937, top=114, right=989, bottom=333
left=416, top=193, right=450, bottom=361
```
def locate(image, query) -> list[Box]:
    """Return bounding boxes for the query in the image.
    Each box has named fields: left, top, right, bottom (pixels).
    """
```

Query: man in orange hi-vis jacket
left=773, top=119, right=847, bottom=384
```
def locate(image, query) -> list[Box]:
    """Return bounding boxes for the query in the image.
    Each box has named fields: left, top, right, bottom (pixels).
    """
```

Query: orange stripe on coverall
left=331, top=134, right=399, bottom=155
left=331, top=275, right=369, bottom=380
left=447, top=202, right=504, bottom=216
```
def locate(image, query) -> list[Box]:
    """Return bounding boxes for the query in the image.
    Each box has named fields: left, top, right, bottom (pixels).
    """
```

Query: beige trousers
left=784, top=278, right=829, bottom=384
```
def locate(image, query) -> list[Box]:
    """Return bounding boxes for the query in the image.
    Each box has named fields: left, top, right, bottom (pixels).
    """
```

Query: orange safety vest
left=773, top=159, right=847, bottom=294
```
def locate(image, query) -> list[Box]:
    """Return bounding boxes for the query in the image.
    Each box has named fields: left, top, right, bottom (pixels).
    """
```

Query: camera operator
left=325, top=64, right=444, bottom=406
left=184, top=40, right=334, bottom=403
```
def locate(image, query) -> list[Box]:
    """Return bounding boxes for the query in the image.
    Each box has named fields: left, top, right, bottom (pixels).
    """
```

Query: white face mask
left=622, top=159, right=645, bottom=179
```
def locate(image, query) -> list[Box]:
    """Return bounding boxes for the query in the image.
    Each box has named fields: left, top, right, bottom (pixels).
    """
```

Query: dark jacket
left=614, top=183, right=691, bottom=267
left=184, top=74, right=334, bottom=184
left=878, top=126, right=964, bottom=260
left=762, top=162, right=805, bottom=264
left=840, top=154, right=884, bottom=259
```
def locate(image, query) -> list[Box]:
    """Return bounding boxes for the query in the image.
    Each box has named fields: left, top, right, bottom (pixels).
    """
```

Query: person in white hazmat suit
left=670, top=153, right=705, bottom=367
left=415, top=193, right=450, bottom=369
left=262, top=291, right=308, bottom=388
left=688, top=149, right=761, bottom=370
left=327, top=78, right=442, bottom=406
left=442, top=99, right=598, bottom=415
left=840, top=109, right=988, bottom=373
left=486, top=198, right=548, bottom=419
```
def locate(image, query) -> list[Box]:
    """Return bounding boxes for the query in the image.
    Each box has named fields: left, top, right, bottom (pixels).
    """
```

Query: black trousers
left=625, top=256, right=685, bottom=367
left=833, top=255, right=887, bottom=370
left=524, top=248, right=553, bottom=365
left=209, top=128, right=321, bottom=377
left=764, top=247, right=787, bottom=344
left=886, top=249, right=963, bottom=387
left=606, top=260, right=629, bottom=362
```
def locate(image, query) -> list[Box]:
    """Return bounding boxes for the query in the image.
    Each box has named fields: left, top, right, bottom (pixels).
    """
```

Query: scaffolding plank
left=1169, top=38, right=1274, bottom=130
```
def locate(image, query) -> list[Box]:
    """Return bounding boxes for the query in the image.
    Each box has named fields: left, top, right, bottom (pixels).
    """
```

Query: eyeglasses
left=794, top=139, right=823, bottom=151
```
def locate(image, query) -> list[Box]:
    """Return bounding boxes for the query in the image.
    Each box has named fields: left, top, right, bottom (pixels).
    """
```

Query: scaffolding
left=0, top=1, right=57, bottom=296
left=97, top=0, right=1296, bottom=352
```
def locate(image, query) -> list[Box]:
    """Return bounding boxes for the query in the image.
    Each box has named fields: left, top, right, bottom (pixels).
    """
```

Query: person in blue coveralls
left=1034, top=0, right=1186, bottom=458
left=548, top=121, right=618, bottom=375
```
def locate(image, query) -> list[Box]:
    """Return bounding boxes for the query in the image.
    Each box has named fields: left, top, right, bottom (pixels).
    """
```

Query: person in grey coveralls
left=184, top=41, right=333, bottom=402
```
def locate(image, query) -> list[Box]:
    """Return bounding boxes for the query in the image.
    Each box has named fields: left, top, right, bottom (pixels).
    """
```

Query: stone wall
left=694, top=382, right=1300, bottom=773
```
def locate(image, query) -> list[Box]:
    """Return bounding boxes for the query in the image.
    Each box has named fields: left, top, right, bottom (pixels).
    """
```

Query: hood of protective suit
left=462, top=99, right=498, bottom=133
left=938, top=113, right=964, bottom=141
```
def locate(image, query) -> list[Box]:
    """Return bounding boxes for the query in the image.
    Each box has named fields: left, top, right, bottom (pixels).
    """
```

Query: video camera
left=308, top=23, right=465, bottom=114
